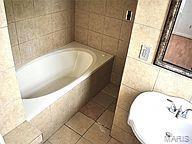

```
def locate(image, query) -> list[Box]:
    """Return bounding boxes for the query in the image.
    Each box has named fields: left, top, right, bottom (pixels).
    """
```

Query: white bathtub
left=17, top=42, right=113, bottom=120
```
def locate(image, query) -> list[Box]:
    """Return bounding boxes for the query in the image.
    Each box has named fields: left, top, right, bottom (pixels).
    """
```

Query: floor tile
left=48, top=125, right=81, bottom=144
left=107, top=138, right=122, bottom=144
left=83, top=123, right=111, bottom=144
left=103, top=83, right=119, bottom=98
left=66, top=112, right=94, bottom=135
left=107, top=100, right=117, bottom=112
left=97, top=110, right=114, bottom=129
left=92, top=92, right=116, bottom=108
left=80, top=101, right=105, bottom=120
left=76, top=137, right=92, bottom=144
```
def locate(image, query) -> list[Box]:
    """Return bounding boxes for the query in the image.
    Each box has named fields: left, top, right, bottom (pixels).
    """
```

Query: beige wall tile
left=53, top=29, right=66, bottom=49
left=128, top=23, right=161, bottom=63
left=122, top=57, right=160, bottom=91
left=89, top=0, right=106, bottom=14
left=113, top=106, right=133, bottom=135
left=52, top=11, right=67, bottom=31
left=113, top=57, right=125, bottom=74
left=111, top=125, right=134, bottom=144
left=75, top=26, right=88, bottom=45
left=88, top=31, right=102, bottom=50
left=117, top=84, right=140, bottom=112
left=111, top=72, right=122, bottom=86
left=36, top=15, right=52, bottom=37
left=88, top=13, right=104, bottom=33
left=8, top=23, right=18, bottom=46
left=154, top=69, right=192, bottom=100
left=50, top=96, right=72, bottom=130
left=0, top=0, right=7, bottom=28
left=66, top=9, right=75, bottom=28
left=0, top=27, right=14, bottom=71
left=66, top=26, right=75, bottom=43
left=52, top=0, right=71, bottom=13
left=30, top=107, right=54, bottom=142
left=117, top=40, right=129, bottom=59
left=16, top=18, right=37, bottom=43
left=74, top=0, right=137, bottom=88
left=20, top=39, right=38, bottom=63
left=4, top=0, right=14, bottom=24
left=7, top=0, right=75, bottom=68
left=34, top=0, right=52, bottom=16
left=11, top=45, right=21, bottom=67
left=75, top=0, right=90, bottom=11
left=75, top=9, right=89, bottom=28
left=38, top=34, right=53, bottom=56
left=102, top=35, right=118, bottom=55
left=0, top=99, right=25, bottom=136
left=134, top=0, right=170, bottom=30
left=12, top=0, right=35, bottom=21
left=103, top=83, right=119, bottom=98
left=0, top=68, right=22, bottom=106
left=103, top=17, right=122, bottom=39
left=105, top=0, right=124, bottom=19
left=120, top=21, right=132, bottom=41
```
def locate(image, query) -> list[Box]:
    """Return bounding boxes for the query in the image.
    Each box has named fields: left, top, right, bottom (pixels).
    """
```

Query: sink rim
left=128, top=91, right=192, bottom=144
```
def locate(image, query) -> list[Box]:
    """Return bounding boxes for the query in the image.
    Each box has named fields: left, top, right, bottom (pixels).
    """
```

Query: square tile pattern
left=44, top=83, right=139, bottom=144
left=4, top=0, right=75, bottom=69
left=75, top=0, right=138, bottom=86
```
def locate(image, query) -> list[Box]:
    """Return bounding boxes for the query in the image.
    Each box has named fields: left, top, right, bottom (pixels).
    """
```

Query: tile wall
left=0, top=0, right=25, bottom=136
left=111, top=0, right=192, bottom=144
left=4, top=0, right=75, bottom=69
left=74, top=0, right=137, bottom=87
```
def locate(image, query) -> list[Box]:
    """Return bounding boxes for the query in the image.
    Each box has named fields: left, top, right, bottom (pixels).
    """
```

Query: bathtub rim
left=17, top=48, right=97, bottom=99
left=18, top=42, right=114, bottom=120
left=17, top=47, right=97, bottom=73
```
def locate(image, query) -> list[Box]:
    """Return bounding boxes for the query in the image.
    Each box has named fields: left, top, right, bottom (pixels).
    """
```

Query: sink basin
left=128, top=92, right=192, bottom=144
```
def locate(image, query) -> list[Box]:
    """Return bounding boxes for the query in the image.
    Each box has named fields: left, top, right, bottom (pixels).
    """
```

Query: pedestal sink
left=128, top=92, right=192, bottom=144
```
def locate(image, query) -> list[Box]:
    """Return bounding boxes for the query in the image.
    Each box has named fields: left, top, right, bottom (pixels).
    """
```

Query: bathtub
left=17, top=42, right=113, bottom=121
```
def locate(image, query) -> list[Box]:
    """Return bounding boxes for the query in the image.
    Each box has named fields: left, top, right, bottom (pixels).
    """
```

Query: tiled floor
left=44, top=83, right=122, bottom=144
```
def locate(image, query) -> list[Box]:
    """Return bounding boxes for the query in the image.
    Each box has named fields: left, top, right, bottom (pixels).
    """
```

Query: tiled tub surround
left=43, top=84, right=119, bottom=144
left=75, top=0, right=138, bottom=87
left=22, top=42, right=114, bottom=142
left=4, top=0, right=75, bottom=69
left=0, top=0, right=25, bottom=136
left=111, top=0, right=192, bottom=144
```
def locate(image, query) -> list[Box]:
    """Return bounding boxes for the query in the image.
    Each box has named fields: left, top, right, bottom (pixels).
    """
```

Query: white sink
left=128, top=92, right=192, bottom=144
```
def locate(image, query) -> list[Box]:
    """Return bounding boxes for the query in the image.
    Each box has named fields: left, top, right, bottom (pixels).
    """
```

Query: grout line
left=152, top=67, right=161, bottom=90
left=9, top=8, right=74, bottom=24
left=134, top=21, right=163, bottom=32
left=44, top=85, right=117, bottom=143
